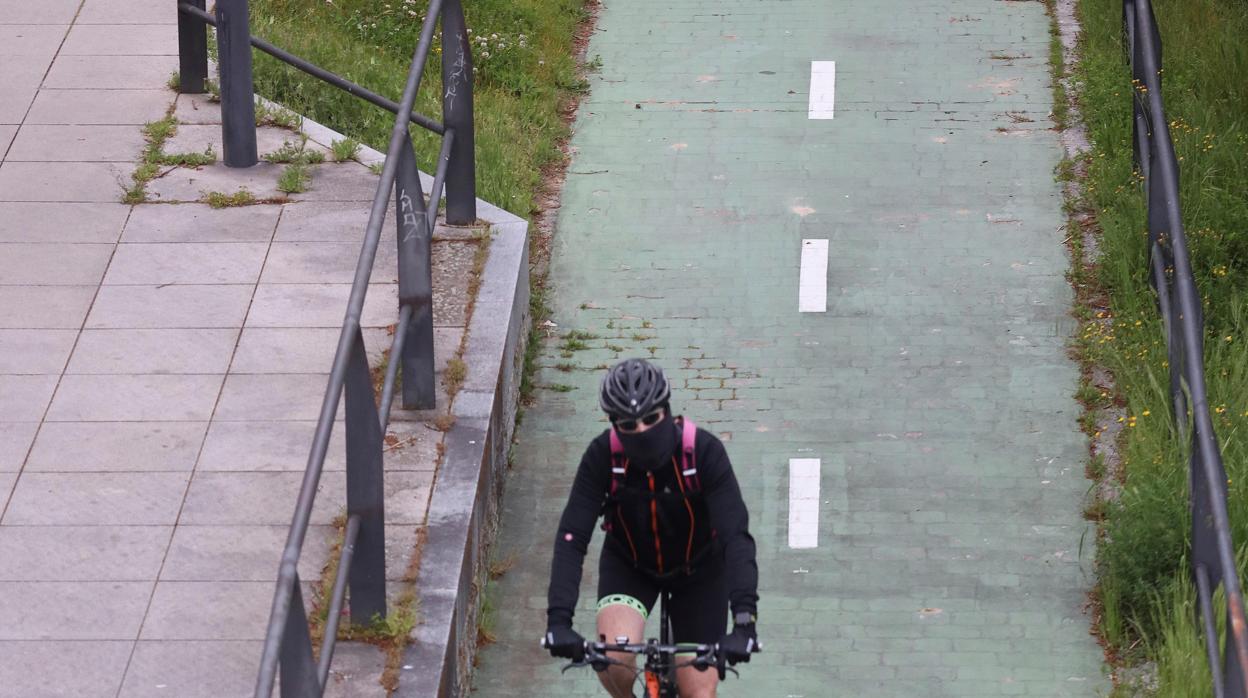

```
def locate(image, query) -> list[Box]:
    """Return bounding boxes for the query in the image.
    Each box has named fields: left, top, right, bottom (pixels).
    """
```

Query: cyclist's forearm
left=724, top=531, right=760, bottom=615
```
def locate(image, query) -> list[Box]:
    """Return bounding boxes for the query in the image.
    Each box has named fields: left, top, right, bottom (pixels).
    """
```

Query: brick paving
left=473, top=1, right=1107, bottom=695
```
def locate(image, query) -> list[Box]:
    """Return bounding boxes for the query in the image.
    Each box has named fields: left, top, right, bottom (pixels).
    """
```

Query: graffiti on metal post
left=399, top=190, right=421, bottom=243
left=445, top=34, right=468, bottom=115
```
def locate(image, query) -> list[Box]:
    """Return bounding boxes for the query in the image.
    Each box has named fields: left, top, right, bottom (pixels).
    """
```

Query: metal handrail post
left=215, top=0, right=258, bottom=167
left=344, top=330, right=388, bottom=622
left=176, top=0, right=207, bottom=94
left=395, top=134, right=437, bottom=409
left=440, top=0, right=476, bottom=224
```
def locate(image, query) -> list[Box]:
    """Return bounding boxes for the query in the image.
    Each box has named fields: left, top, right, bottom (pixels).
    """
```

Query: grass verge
left=1066, top=0, right=1248, bottom=690
left=246, top=0, right=595, bottom=218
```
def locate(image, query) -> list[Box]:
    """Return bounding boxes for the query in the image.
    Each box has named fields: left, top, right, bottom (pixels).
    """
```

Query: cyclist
left=543, top=358, right=760, bottom=697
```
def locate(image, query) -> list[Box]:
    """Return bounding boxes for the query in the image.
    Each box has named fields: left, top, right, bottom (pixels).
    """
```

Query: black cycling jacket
left=546, top=422, right=759, bottom=628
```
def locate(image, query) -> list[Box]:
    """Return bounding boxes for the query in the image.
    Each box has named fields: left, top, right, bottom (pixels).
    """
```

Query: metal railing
left=1123, top=1, right=1248, bottom=694
left=174, top=1, right=476, bottom=695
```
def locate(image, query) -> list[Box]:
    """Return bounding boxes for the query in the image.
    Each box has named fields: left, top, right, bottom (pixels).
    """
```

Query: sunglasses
left=612, top=408, right=666, bottom=433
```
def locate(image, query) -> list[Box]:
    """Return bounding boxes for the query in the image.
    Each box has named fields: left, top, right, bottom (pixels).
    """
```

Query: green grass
left=1071, top=0, right=1248, bottom=683
left=276, top=163, right=311, bottom=193
left=263, top=137, right=326, bottom=165
left=331, top=137, right=361, bottom=162
left=203, top=189, right=258, bottom=208
left=245, top=0, right=593, bottom=218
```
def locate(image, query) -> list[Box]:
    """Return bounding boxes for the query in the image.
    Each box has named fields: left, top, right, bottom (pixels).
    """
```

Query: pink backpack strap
left=679, top=417, right=700, bottom=492
left=608, top=428, right=627, bottom=494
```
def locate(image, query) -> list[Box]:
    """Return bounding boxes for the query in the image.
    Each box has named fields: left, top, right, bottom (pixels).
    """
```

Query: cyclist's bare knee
left=596, top=604, right=645, bottom=698
left=676, top=664, right=717, bottom=698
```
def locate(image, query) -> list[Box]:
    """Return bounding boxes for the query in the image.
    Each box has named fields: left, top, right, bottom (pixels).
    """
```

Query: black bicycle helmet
left=599, top=358, right=671, bottom=420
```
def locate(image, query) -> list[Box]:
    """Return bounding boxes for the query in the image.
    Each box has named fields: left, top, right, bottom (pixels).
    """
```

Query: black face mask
left=616, top=418, right=678, bottom=471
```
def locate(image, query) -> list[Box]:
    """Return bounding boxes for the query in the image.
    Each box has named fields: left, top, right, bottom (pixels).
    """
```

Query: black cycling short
left=595, top=544, right=728, bottom=644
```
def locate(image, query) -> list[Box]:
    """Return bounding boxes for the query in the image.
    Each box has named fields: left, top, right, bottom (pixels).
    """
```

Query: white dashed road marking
left=808, top=61, right=835, bottom=119
left=788, top=458, right=821, bottom=548
left=799, top=239, right=828, bottom=312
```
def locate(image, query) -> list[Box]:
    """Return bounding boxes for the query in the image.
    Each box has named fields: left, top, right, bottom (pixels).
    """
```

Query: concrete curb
left=286, top=103, right=531, bottom=697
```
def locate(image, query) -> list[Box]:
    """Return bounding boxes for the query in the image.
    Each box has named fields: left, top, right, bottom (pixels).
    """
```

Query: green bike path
left=473, top=0, right=1106, bottom=695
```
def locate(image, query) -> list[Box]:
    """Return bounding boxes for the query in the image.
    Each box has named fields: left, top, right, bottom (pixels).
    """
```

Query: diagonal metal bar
left=379, top=304, right=414, bottom=429
left=317, top=515, right=362, bottom=687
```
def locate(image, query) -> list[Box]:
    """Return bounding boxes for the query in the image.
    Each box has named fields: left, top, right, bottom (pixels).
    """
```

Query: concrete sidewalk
left=473, top=0, right=1107, bottom=696
left=0, top=2, right=491, bottom=695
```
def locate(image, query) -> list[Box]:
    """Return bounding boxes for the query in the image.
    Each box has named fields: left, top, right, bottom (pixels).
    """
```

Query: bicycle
left=543, top=589, right=755, bottom=697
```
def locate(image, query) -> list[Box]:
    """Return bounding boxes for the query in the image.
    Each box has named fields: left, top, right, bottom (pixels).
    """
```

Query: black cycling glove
left=719, top=623, right=758, bottom=665
left=544, top=624, right=586, bottom=662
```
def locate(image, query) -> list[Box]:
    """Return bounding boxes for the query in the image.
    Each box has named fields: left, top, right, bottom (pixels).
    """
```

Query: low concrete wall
left=396, top=210, right=529, bottom=698
left=292, top=101, right=531, bottom=698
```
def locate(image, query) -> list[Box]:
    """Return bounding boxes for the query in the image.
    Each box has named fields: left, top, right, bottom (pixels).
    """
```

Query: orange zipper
left=648, top=472, right=664, bottom=574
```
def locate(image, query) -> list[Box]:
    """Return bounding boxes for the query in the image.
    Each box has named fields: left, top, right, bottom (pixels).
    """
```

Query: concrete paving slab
left=171, top=93, right=221, bottom=125
left=0, top=526, right=171, bottom=581
left=383, top=470, right=434, bottom=525
left=161, top=524, right=333, bottom=582
left=26, top=421, right=207, bottom=472
left=231, top=327, right=390, bottom=374
left=0, top=25, right=69, bottom=59
left=0, top=329, right=77, bottom=374
left=179, top=470, right=345, bottom=526
left=0, top=375, right=58, bottom=421
left=78, top=0, right=179, bottom=24
left=0, top=53, right=56, bottom=91
left=103, top=242, right=269, bottom=285
left=2, top=472, right=189, bottom=525
left=376, top=420, right=444, bottom=473
left=145, top=161, right=288, bottom=202
left=0, top=286, right=96, bottom=328
left=301, top=162, right=382, bottom=201
left=196, top=420, right=346, bottom=472
left=25, top=89, right=170, bottom=125
left=246, top=283, right=399, bottom=328
left=67, top=328, right=239, bottom=374
left=0, top=243, right=114, bottom=284
left=0, top=86, right=37, bottom=124
left=45, top=374, right=224, bottom=422
left=6, top=124, right=147, bottom=162
left=0, top=640, right=131, bottom=698
left=213, top=373, right=340, bottom=422
left=0, top=423, right=37, bottom=472
left=163, top=124, right=327, bottom=161
left=0, top=581, right=152, bottom=639
left=0, top=0, right=81, bottom=24
left=261, top=241, right=398, bottom=285
left=0, top=203, right=129, bottom=243
left=323, top=643, right=389, bottom=698
left=86, top=284, right=253, bottom=328
left=0, top=472, right=14, bottom=511
left=384, top=524, right=421, bottom=581
left=60, top=24, right=178, bottom=55
left=139, top=581, right=276, bottom=639
left=0, top=124, right=15, bottom=153
left=275, top=201, right=374, bottom=242
left=121, top=201, right=280, bottom=242
left=119, top=641, right=262, bottom=698
left=0, top=161, right=130, bottom=202
left=44, top=55, right=176, bottom=90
